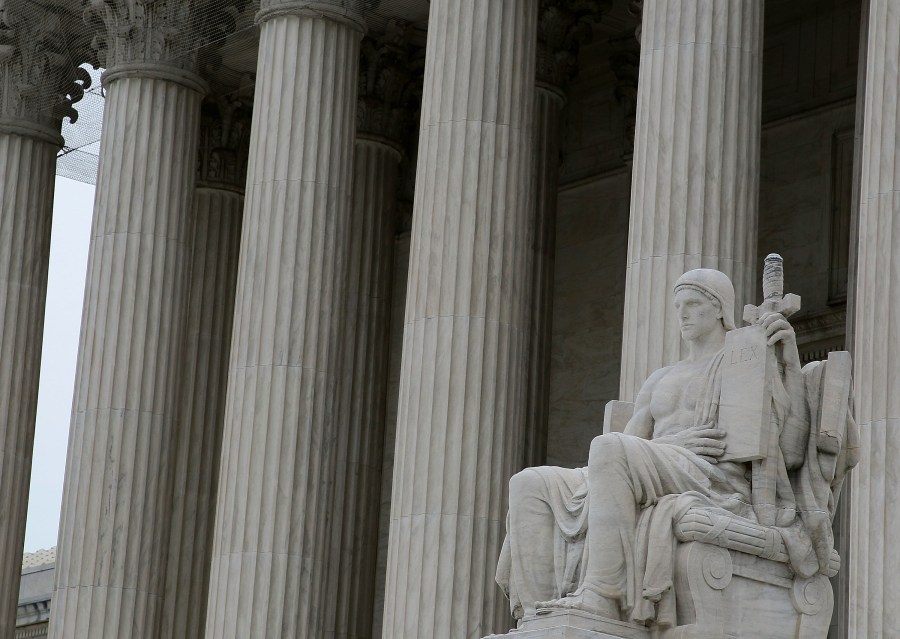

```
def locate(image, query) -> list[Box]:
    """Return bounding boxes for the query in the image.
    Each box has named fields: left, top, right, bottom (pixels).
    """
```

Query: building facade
left=3, top=0, right=897, bottom=637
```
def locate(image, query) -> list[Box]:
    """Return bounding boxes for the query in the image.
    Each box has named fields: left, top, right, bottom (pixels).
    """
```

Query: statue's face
left=674, top=288, right=722, bottom=342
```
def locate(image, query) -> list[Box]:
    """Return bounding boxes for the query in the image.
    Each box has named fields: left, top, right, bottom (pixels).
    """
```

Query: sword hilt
left=762, top=253, right=784, bottom=302
left=743, top=252, right=801, bottom=324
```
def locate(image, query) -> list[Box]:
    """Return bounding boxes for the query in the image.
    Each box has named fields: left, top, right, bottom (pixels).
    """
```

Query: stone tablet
left=718, top=324, right=772, bottom=462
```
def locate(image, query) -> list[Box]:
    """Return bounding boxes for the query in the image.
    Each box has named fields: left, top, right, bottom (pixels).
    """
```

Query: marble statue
left=494, top=259, right=859, bottom=638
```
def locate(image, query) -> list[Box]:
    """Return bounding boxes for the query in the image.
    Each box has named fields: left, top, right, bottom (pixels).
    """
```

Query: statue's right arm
left=623, top=366, right=671, bottom=440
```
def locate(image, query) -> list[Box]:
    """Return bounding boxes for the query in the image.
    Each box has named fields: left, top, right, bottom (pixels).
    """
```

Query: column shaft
left=619, top=0, right=763, bottom=399
left=850, top=1, right=900, bottom=636
left=50, top=75, right=201, bottom=639
left=161, top=187, right=242, bottom=638
left=326, top=138, right=400, bottom=638
left=204, top=8, right=361, bottom=638
left=382, top=1, right=538, bottom=636
left=524, top=86, right=565, bottom=468
left=0, top=131, right=58, bottom=638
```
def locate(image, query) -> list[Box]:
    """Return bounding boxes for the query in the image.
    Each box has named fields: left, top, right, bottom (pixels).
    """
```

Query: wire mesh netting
left=40, top=0, right=430, bottom=186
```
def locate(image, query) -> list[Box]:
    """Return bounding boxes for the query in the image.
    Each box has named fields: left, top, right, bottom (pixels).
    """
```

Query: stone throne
left=606, top=349, right=854, bottom=639
left=493, top=349, right=858, bottom=639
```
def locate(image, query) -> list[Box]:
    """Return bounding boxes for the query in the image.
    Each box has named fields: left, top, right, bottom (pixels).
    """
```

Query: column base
left=484, top=611, right=650, bottom=639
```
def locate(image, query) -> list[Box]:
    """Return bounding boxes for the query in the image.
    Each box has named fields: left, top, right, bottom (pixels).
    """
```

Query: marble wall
left=545, top=172, right=630, bottom=468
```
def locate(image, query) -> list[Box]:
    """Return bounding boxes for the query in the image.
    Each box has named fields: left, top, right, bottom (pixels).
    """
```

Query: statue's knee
left=589, top=432, right=625, bottom=468
left=509, top=469, right=544, bottom=504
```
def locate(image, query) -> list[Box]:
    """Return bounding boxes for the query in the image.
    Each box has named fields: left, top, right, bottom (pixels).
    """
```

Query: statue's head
left=672, top=269, right=737, bottom=338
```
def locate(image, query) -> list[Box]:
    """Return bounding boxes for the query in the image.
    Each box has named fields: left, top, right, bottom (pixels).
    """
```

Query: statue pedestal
left=485, top=610, right=649, bottom=639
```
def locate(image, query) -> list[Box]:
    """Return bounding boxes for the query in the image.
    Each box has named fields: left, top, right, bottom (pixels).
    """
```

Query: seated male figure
left=496, top=268, right=808, bottom=626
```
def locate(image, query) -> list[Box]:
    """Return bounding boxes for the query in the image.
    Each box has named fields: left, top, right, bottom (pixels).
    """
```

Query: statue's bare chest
left=649, top=360, right=713, bottom=436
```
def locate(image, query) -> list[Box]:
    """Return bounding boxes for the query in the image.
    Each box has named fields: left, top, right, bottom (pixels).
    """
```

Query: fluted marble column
left=619, top=0, right=763, bottom=400
left=160, top=98, right=249, bottom=639
left=324, top=34, right=409, bottom=638
left=204, top=3, right=363, bottom=637
left=849, top=2, right=900, bottom=636
left=0, top=7, right=89, bottom=633
left=0, top=131, right=57, bottom=639
left=326, top=137, right=401, bottom=639
left=49, top=3, right=217, bottom=636
left=382, top=1, right=538, bottom=637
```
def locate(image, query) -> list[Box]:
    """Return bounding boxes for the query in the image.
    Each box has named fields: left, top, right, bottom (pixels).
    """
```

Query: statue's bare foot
left=535, top=587, right=620, bottom=621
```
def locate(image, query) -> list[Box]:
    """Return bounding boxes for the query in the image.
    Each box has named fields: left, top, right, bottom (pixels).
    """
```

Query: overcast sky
left=24, top=176, right=94, bottom=552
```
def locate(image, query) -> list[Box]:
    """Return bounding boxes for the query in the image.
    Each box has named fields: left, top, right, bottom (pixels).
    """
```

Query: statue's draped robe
left=497, top=349, right=858, bottom=627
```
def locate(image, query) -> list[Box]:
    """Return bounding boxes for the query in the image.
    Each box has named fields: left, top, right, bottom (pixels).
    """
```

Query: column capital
left=256, top=0, right=367, bottom=33
left=0, top=1, right=93, bottom=144
left=84, top=0, right=245, bottom=91
left=357, top=20, right=419, bottom=149
left=536, top=0, right=608, bottom=91
left=196, top=94, right=252, bottom=192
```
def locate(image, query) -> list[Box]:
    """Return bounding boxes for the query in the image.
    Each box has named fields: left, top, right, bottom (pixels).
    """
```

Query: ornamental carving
left=196, top=94, right=252, bottom=190
left=83, top=0, right=246, bottom=74
left=356, top=20, right=420, bottom=144
left=536, top=0, right=608, bottom=89
left=0, top=0, right=93, bottom=133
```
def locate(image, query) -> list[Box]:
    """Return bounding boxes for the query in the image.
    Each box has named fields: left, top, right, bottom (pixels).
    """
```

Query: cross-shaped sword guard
left=742, top=292, right=801, bottom=325
left=742, top=253, right=802, bottom=325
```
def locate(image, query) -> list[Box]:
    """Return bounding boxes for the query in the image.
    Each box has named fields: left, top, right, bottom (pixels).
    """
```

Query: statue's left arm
left=761, top=312, right=809, bottom=469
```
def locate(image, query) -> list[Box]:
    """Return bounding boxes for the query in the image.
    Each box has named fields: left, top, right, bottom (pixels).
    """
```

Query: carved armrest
left=673, top=507, right=840, bottom=577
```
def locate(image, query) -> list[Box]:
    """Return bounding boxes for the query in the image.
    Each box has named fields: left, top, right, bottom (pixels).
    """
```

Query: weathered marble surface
left=849, top=1, right=900, bottom=636
left=204, top=4, right=363, bottom=638
left=0, top=132, right=58, bottom=639
left=487, top=610, right=649, bottom=639
left=50, top=71, right=203, bottom=639
left=495, top=265, right=857, bottom=638
left=324, top=136, right=400, bottom=638
left=160, top=183, right=244, bottom=637
left=381, top=1, right=539, bottom=636
left=0, top=4, right=89, bottom=633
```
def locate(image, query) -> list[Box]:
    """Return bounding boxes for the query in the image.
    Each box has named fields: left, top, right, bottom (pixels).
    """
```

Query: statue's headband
left=673, top=269, right=737, bottom=331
